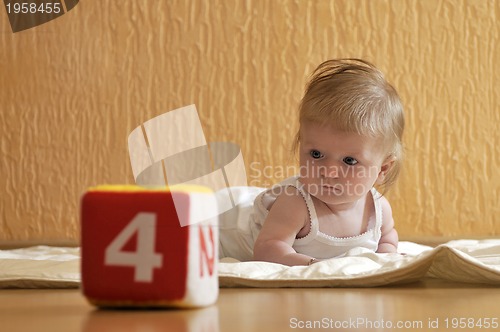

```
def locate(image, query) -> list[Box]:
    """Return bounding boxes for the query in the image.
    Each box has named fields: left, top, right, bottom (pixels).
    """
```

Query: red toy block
left=81, top=185, right=218, bottom=308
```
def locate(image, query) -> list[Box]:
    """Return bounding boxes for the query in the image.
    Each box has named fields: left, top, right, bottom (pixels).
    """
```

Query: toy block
left=81, top=185, right=218, bottom=308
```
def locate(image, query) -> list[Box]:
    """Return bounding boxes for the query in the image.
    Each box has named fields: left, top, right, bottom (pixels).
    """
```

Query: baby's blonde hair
left=294, top=58, right=405, bottom=192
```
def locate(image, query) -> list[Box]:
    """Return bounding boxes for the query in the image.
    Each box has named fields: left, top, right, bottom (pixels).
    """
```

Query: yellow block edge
left=86, top=184, right=213, bottom=194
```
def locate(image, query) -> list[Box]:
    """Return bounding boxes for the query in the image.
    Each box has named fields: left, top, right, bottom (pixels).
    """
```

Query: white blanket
left=219, top=240, right=500, bottom=287
left=0, top=246, right=80, bottom=288
left=1, top=240, right=500, bottom=288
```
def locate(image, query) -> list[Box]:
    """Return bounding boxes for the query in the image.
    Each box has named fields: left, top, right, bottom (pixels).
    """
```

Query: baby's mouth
left=322, top=184, right=341, bottom=194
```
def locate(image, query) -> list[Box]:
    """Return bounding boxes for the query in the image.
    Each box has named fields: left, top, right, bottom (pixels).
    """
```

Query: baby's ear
left=376, top=156, right=396, bottom=184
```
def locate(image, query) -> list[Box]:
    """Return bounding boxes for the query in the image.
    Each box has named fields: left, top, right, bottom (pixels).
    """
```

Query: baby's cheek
left=354, top=166, right=377, bottom=181
left=299, top=161, right=314, bottom=177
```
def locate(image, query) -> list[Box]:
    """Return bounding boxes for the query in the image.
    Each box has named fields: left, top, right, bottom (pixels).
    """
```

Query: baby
left=219, top=58, right=404, bottom=266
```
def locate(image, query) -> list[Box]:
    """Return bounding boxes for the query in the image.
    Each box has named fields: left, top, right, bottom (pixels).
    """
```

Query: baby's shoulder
left=377, top=195, right=392, bottom=213
left=263, top=186, right=309, bottom=232
left=376, top=195, right=394, bottom=226
left=268, top=186, right=309, bottom=215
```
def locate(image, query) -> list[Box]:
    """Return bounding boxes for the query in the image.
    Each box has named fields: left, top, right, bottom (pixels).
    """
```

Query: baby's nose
left=320, top=165, right=339, bottom=178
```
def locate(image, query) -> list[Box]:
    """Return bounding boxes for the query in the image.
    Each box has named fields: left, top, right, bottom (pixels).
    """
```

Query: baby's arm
left=253, top=189, right=315, bottom=266
left=376, top=196, right=399, bottom=253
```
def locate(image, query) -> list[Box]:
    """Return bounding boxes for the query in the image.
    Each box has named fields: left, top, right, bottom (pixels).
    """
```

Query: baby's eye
left=343, top=157, right=358, bottom=165
left=310, top=150, right=324, bottom=159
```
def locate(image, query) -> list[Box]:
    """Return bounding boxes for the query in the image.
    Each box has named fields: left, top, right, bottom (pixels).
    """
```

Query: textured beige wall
left=1, top=0, right=499, bottom=244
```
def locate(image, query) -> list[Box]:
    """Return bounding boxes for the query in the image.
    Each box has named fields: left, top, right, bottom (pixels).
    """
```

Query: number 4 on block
left=105, top=212, right=163, bottom=283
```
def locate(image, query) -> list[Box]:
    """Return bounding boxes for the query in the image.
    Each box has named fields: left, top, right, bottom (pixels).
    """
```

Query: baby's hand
left=308, top=258, right=321, bottom=265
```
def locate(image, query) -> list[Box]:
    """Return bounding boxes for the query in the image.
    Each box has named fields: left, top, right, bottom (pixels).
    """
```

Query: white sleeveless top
left=249, top=176, right=383, bottom=259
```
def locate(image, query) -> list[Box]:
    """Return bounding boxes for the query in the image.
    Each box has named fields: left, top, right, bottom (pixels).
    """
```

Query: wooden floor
left=1, top=279, right=500, bottom=332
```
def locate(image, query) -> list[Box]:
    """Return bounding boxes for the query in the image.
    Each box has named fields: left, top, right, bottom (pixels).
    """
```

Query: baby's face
left=298, top=121, right=390, bottom=206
